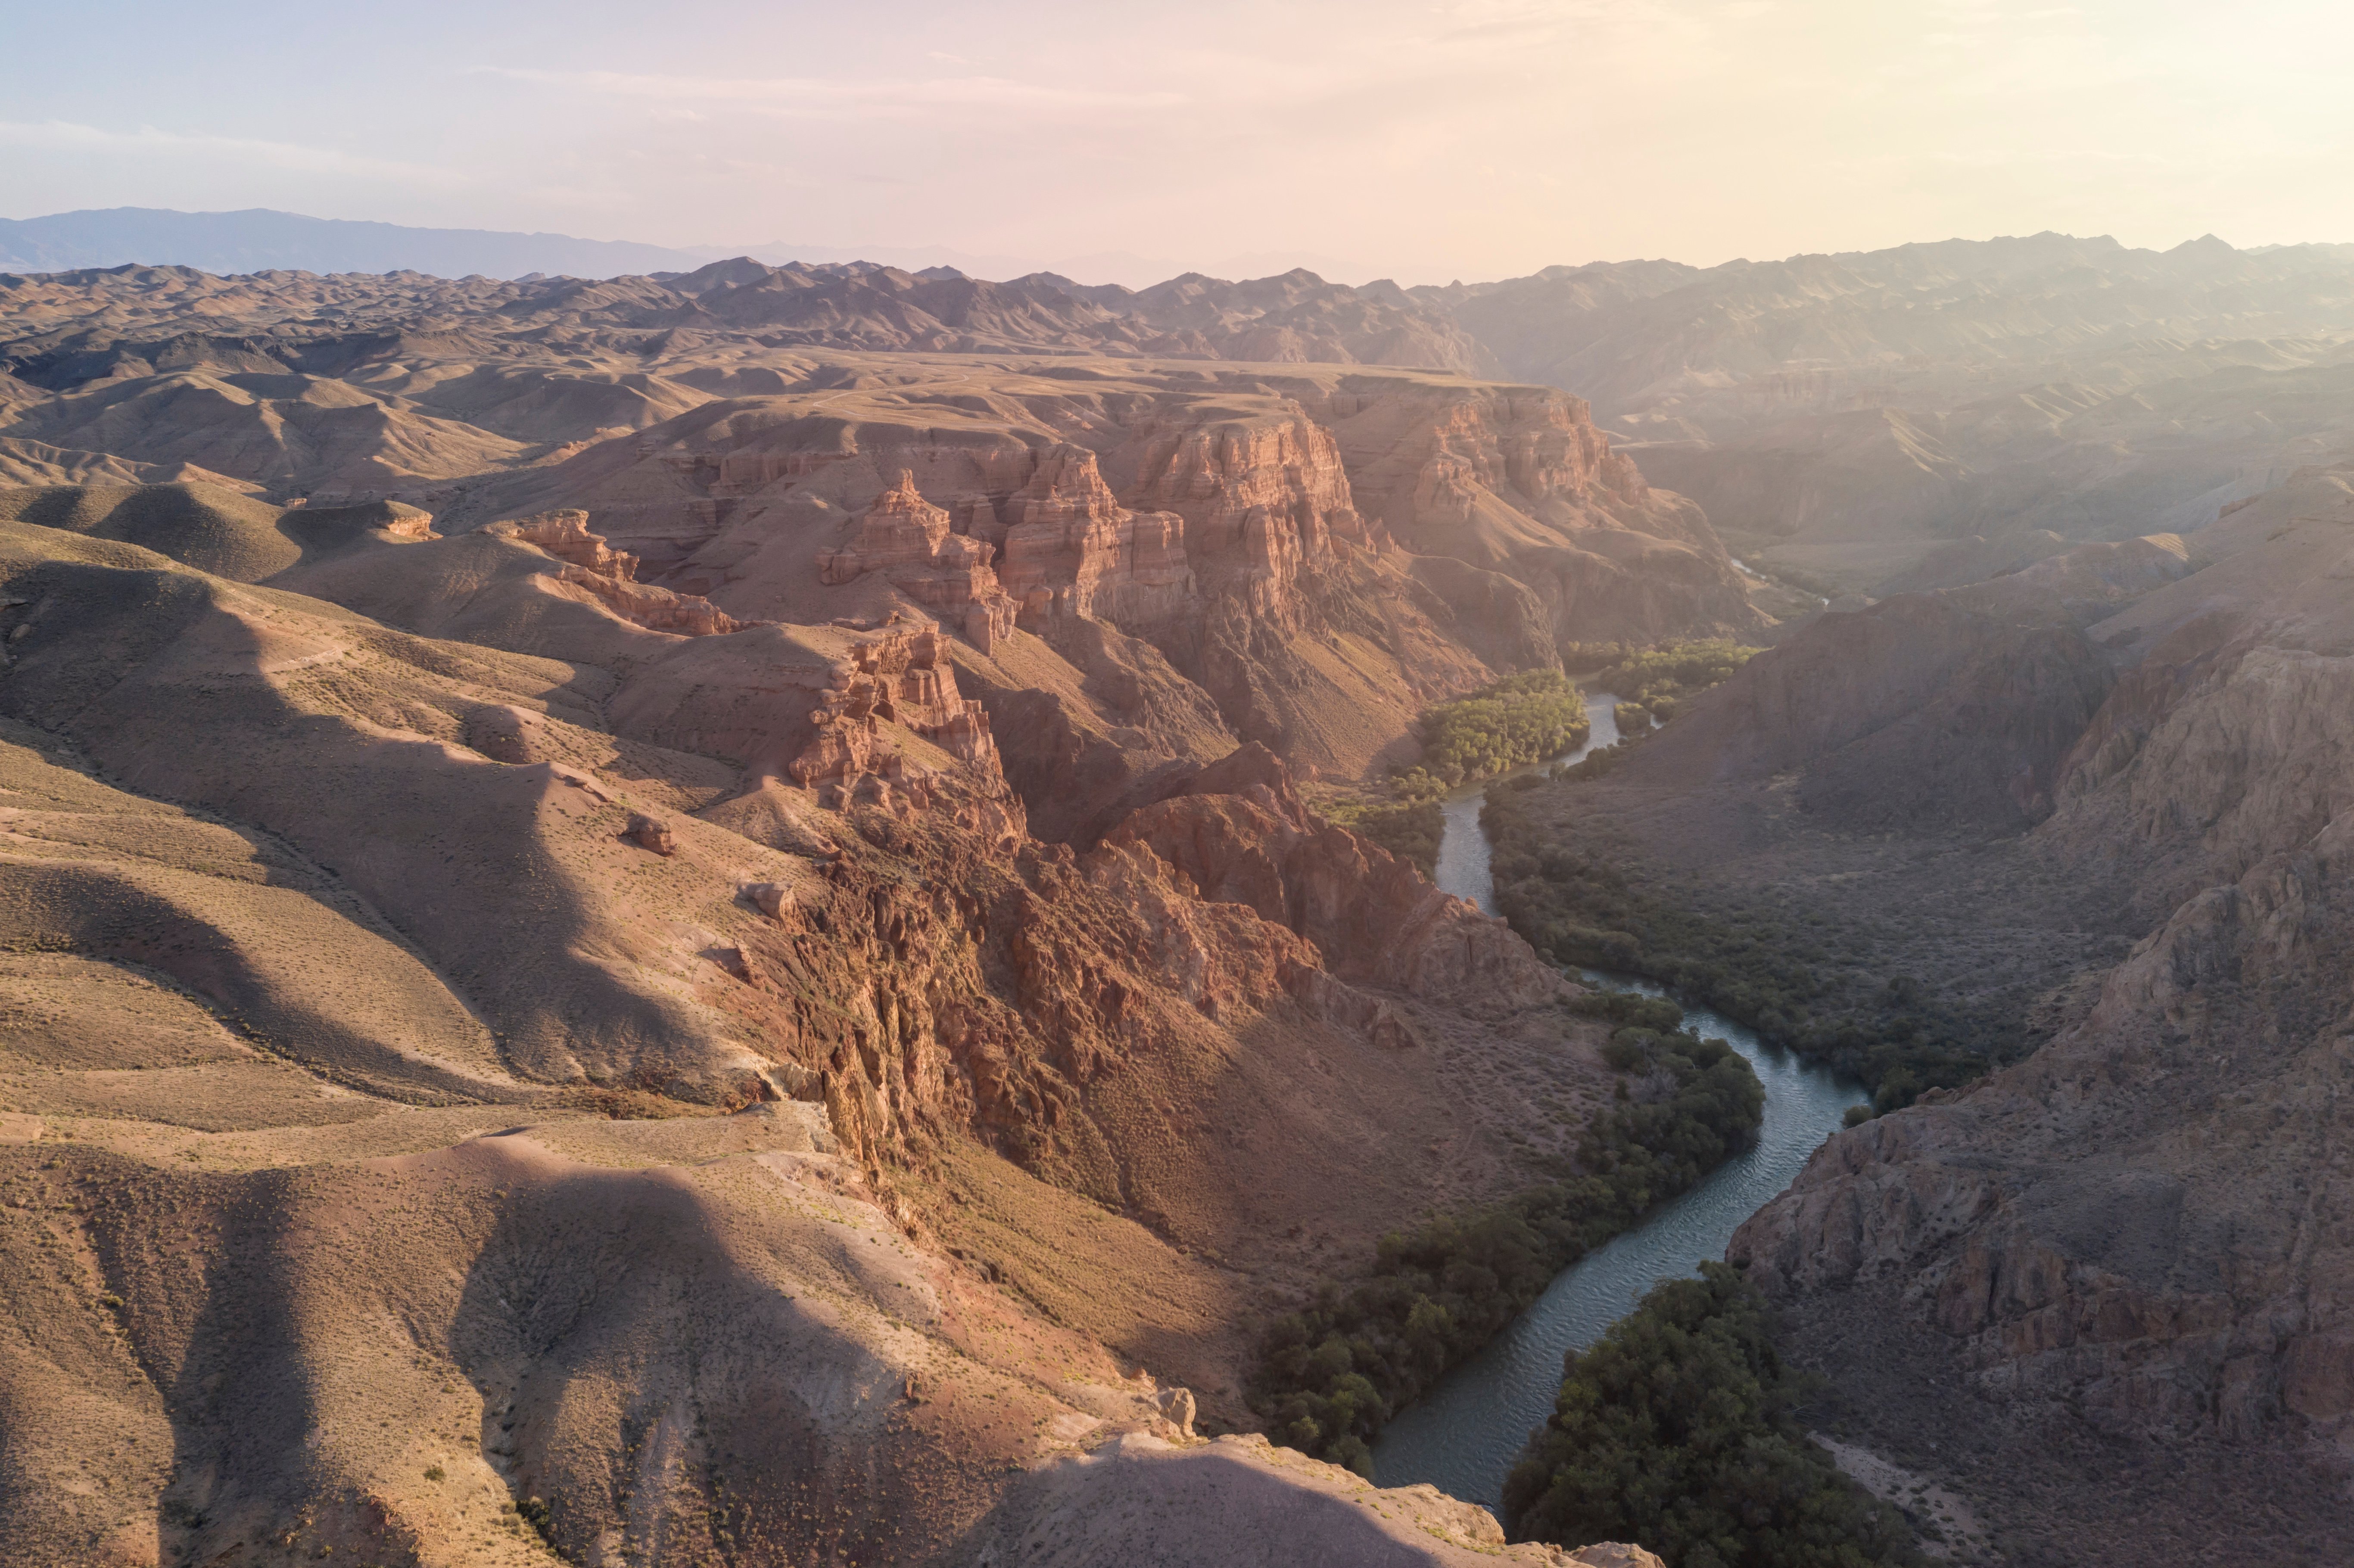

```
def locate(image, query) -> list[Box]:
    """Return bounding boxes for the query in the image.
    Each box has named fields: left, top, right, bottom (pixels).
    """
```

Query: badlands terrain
left=1485, top=469, right=2354, bottom=1564
left=9, top=228, right=2354, bottom=1566
left=0, top=256, right=1763, bottom=1567
left=1432, top=232, right=2354, bottom=595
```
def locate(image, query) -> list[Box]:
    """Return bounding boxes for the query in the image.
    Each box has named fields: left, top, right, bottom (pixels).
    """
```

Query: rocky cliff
left=1554, top=461, right=2354, bottom=1554
left=1427, top=232, right=2354, bottom=597
left=0, top=495, right=1638, bottom=1565
left=818, top=470, right=1018, bottom=650
left=0, top=260, right=1777, bottom=797
left=432, top=359, right=1753, bottom=802
left=994, top=444, right=1196, bottom=634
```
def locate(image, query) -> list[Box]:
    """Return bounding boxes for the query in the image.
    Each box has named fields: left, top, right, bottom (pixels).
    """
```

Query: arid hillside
left=0, top=264, right=1769, bottom=789
left=1489, top=464, right=2354, bottom=1563
left=28, top=231, right=2354, bottom=624
left=0, top=485, right=1673, bottom=1565
left=0, top=249, right=1761, bottom=1567
left=1420, top=232, right=2354, bottom=596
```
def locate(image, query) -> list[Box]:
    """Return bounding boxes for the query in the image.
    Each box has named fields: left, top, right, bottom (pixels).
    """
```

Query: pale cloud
left=0, top=119, right=458, bottom=187
left=468, top=66, right=1186, bottom=118
left=8, top=0, right=2354, bottom=282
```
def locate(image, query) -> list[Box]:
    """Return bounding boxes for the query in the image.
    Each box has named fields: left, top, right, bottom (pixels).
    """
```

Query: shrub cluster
left=1246, top=994, right=1763, bottom=1474
left=1594, top=638, right=1760, bottom=724
left=1504, top=1262, right=1919, bottom=1568
left=1482, top=789, right=2011, bottom=1111
left=1333, top=799, right=1443, bottom=877
left=1391, top=670, right=1590, bottom=801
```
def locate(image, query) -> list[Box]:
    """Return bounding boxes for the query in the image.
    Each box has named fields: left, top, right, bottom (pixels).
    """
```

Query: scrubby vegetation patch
left=1391, top=669, right=1591, bottom=802
left=1246, top=989, right=1762, bottom=1473
left=1504, top=1262, right=1919, bottom=1567
left=1482, top=788, right=2012, bottom=1112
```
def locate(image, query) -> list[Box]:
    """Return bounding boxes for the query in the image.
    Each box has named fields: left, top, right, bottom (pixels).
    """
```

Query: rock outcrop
left=817, top=470, right=1017, bottom=651
left=492, top=507, right=747, bottom=635
left=1102, top=743, right=1567, bottom=1007
left=962, top=1431, right=1639, bottom=1566
left=784, top=616, right=1006, bottom=800
left=996, top=444, right=1195, bottom=635
left=1313, top=379, right=1765, bottom=648
left=1123, top=407, right=1364, bottom=622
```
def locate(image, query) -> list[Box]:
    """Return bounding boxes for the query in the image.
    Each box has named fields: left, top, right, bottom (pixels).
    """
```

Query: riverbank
left=1370, top=974, right=1863, bottom=1505
left=1434, top=693, right=1621, bottom=916
left=1367, top=702, right=1868, bottom=1506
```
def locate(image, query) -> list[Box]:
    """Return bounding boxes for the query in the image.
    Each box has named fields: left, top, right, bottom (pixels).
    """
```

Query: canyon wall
left=0, top=500, right=1625, bottom=1565
left=1617, top=466, right=2354, bottom=1559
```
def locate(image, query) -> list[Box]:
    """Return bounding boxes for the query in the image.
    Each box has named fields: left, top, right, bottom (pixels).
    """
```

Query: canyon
left=9, top=227, right=2354, bottom=1567
left=1478, top=466, right=2354, bottom=1564
left=1426, top=233, right=2354, bottom=601
left=0, top=259, right=1750, bottom=1568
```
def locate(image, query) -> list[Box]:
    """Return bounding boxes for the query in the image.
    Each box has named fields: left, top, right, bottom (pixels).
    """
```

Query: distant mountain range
left=16, top=213, right=2354, bottom=602
left=0, top=207, right=728, bottom=279
left=0, top=207, right=1374, bottom=288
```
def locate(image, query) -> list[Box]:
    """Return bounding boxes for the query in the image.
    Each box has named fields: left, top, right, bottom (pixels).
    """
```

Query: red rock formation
left=817, top=471, right=1018, bottom=651
left=1319, top=382, right=1763, bottom=646
left=493, top=509, right=749, bottom=635
left=623, top=810, right=677, bottom=855
left=504, top=508, right=639, bottom=575
left=786, top=616, right=1005, bottom=800
left=1101, top=743, right=1566, bottom=1006
left=553, top=563, right=747, bottom=635
left=997, top=445, right=1195, bottom=634
left=1124, top=409, right=1363, bottom=623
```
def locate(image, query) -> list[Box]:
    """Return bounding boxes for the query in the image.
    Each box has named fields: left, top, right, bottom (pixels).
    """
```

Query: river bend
left=1369, top=695, right=1867, bottom=1507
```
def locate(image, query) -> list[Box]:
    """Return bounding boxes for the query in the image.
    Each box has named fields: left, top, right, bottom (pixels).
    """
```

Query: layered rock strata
left=491, top=507, right=746, bottom=636
left=995, top=444, right=1195, bottom=634
left=817, top=470, right=1017, bottom=651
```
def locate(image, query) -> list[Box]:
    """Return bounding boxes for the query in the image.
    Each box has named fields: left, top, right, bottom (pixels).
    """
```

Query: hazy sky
left=5, top=0, right=2351, bottom=283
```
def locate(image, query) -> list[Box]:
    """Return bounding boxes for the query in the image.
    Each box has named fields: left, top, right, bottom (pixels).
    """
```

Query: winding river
left=1370, top=694, right=1868, bottom=1508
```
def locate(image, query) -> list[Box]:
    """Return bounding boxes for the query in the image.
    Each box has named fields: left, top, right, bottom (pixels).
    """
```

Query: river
left=1369, top=694, right=1868, bottom=1508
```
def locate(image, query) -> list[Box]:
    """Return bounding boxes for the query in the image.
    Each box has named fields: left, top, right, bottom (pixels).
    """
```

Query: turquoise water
left=1370, top=711, right=1868, bottom=1508
left=1430, top=693, right=1620, bottom=918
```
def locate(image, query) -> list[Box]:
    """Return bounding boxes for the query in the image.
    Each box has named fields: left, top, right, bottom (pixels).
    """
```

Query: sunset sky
left=6, top=0, right=2350, bottom=283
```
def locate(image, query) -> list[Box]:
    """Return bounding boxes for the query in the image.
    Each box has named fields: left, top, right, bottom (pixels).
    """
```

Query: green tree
left=1394, top=670, right=1591, bottom=797
left=1504, top=1263, right=1918, bottom=1568
left=1248, top=996, right=1763, bottom=1473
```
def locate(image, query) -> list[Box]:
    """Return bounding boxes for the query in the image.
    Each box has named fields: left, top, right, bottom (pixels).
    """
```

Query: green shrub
left=1393, top=670, right=1590, bottom=796
left=1504, top=1263, right=1918, bottom=1567
left=1246, top=1007, right=1763, bottom=1474
left=1594, top=639, right=1761, bottom=715
left=1342, top=800, right=1444, bottom=877
left=1480, top=788, right=2008, bottom=1107
left=1554, top=738, right=1641, bottom=783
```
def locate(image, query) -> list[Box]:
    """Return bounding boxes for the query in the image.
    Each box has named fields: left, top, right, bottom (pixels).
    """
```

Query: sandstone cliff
left=1568, top=463, right=2354, bottom=1560
left=0, top=503, right=1639, bottom=1564
left=818, top=470, right=1017, bottom=650
left=2, top=258, right=1775, bottom=793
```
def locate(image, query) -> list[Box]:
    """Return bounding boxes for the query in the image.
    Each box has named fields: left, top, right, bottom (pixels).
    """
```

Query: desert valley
left=5, top=210, right=2354, bottom=1568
